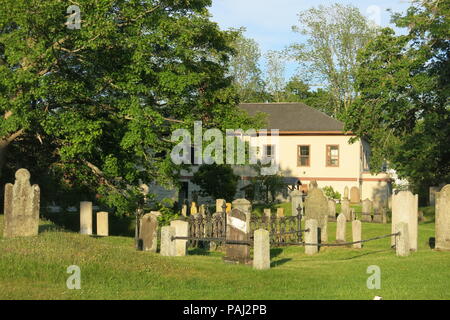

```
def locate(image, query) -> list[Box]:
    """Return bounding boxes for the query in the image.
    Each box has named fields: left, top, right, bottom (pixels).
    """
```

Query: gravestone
left=160, top=226, right=176, bottom=256
left=395, top=222, right=410, bottom=257
left=343, top=186, right=349, bottom=199
left=336, top=213, right=346, bottom=243
left=190, top=202, right=198, bottom=215
left=216, top=199, right=226, bottom=213
left=226, top=203, right=232, bottom=214
left=304, top=188, right=328, bottom=242
left=290, top=190, right=303, bottom=217
left=373, top=194, right=386, bottom=212
left=328, top=199, right=336, bottom=221
left=264, top=208, right=272, bottom=222
left=3, top=169, right=40, bottom=238
left=430, top=186, right=440, bottom=207
left=232, top=198, right=252, bottom=215
left=199, top=204, right=206, bottom=216
left=80, top=201, right=93, bottom=235
left=350, top=187, right=360, bottom=204
left=352, top=220, right=362, bottom=249
left=362, top=199, right=373, bottom=223
left=436, top=185, right=450, bottom=251
left=181, top=204, right=187, bottom=217
left=96, top=212, right=109, bottom=236
left=253, top=229, right=270, bottom=270
left=170, top=220, right=189, bottom=256
left=341, top=198, right=351, bottom=221
left=305, top=219, right=318, bottom=255
left=276, top=208, right=285, bottom=218
left=309, top=180, right=318, bottom=190
left=139, top=213, right=159, bottom=252
left=391, top=191, right=418, bottom=251
left=224, top=208, right=251, bottom=264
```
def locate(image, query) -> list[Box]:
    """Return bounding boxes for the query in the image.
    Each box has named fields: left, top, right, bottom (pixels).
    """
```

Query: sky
left=209, top=0, right=413, bottom=80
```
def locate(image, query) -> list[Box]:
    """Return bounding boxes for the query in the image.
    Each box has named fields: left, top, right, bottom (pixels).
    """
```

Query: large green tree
left=0, top=0, right=258, bottom=216
left=345, top=0, right=450, bottom=191
left=290, top=3, right=376, bottom=118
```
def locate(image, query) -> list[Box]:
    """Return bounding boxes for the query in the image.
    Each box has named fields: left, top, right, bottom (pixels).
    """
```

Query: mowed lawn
left=1, top=214, right=449, bottom=300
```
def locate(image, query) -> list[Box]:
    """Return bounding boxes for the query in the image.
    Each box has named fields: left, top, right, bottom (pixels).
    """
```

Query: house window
left=297, top=145, right=310, bottom=166
left=264, top=145, right=275, bottom=158
left=326, top=145, right=339, bottom=167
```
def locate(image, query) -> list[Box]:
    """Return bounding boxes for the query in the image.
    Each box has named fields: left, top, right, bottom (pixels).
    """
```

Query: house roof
left=239, top=102, right=345, bottom=133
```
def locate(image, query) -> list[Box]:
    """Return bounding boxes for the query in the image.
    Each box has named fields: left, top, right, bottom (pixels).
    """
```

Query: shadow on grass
left=270, top=248, right=283, bottom=259
left=271, top=258, right=292, bottom=268
left=189, top=248, right=212, bottom=256
left=38, top=224, right=61, bottom=233
left=339, top=249, right=392, bottom=260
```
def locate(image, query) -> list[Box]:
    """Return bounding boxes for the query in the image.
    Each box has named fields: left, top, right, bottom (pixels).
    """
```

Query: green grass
left=0, top=214, right=449, bottom=300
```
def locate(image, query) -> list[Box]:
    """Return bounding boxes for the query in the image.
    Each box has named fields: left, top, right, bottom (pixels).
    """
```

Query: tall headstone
left=80, top=201, right=93, bottom=235
left=336, top=213, right=347, bottom=243
left=160, top=226, right=176, bottom=256
left=96, top=212, right=109, bottom=236
left=395, top=222, right=410, bottom=257
left=341, top=198, right=351, bottom=221
left=3, top=169, right=40, bottom=238
left=253, top=229, right=270, bottom=270
left=430, top=186, right=440, bottom=207
left=170, top=220, right=189, bottom=256
left=304, top=188, right=328, bottom=242
left=276, top=208, right=285, bottom=218
left=305, top=219, right=318, bottom=255
left=436, top=185, right=450, bottom=251
left=328, top=199, right=336, bottom=221
left=290, top=190, right=303, bottom=217
left=224, top=208, right=251, bottom=264
left=392, top=191, right=418, bottom=251
left=352, top=220, right=362, bottom=249
left=362, top=199, right=373, bottom=223
left=139, top=213, right=159, bottom=252
left=350, top=187, right=360, bottom=204
left=216, top=199, right=226, bottom=213
left=343, top=186, right=349, bottom=199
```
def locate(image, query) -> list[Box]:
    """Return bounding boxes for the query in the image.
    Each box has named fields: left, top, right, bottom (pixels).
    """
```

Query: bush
left=322, top=186, right=341, bottom=200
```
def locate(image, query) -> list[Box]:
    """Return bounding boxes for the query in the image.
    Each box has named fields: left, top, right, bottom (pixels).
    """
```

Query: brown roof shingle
left=239, top=102, right=344, bottom=132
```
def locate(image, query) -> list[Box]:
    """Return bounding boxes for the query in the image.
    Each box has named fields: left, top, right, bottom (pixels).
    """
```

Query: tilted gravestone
left=290, top=189, right=303, bottom=217
left=362, top=199, right=373, bottom=223
left=139, top=213, right=159, bottom=252
left=224, top=208, right=251, bottom=264
left=350, top=187, right=360, bottom=204
left=304, top=188, right=328, bottom=242
left=391, top=191, right=418, bottom=251
left=3, top=169, right=40, bottom=238
left=436, top=185, right=450, bottom=251
left=341, top=198, right=351, bottom=221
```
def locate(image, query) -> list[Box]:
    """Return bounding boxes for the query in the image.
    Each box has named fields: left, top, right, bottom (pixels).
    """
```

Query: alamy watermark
left=366, top=265, right=381, bottom=290
left=66, top=265, right=81, bottom=290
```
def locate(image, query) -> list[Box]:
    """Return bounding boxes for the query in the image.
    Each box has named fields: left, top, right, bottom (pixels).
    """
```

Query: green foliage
left=322, top=186, right=341, bottom=200
left=345, top=0, right=450, bottom=191
left=0, top=0, right=261, bottom=216
left=247, top=161, right=285, bottom=204
left=192, top=164, right=239, bottom=202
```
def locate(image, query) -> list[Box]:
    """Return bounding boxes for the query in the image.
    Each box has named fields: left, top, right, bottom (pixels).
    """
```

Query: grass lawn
left=0, top=214, right=449, bottom=300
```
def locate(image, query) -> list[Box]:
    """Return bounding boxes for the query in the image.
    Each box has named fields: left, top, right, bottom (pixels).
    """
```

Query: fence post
left=253, top=229, right=270, bottom=270
left=305, top=219, right=318, bottom=255
left=160, top=226, right=176, bottom=257
left=170, top=220, right=189, bottom=256
left=395, top=222, right=410, bottom=257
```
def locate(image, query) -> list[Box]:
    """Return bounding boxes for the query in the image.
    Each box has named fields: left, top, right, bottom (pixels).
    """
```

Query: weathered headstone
left=343, top=186, right=349, bottom=199
left=290, top=189, right=303, bottom=217
left=80, top=201, right=93, bottom=235
left=264, top=208, right=272, bottom=222
left=350, top=187, right=360, bottom=204
left=170, top=220, right=189, bottom=256
left=362, top=199, right=373, bottom=223
left=139, top=213, right=159, bottom=252
left=96, top=212, right=109, bottom=236
left=216, top=199, right=226, bottom=213
left=276, top=208, right=285, bottom=218
left=328, top=199, right=336, bottom=221
left=430, top=186, right=440, bottom=207
left=436, top=185, right=450, bottom=251
left=224, top=208, right=251, bottom=264
left=190, top=202, right=198, bottom=215
left=395, top=222, right=410, bottom=257
left=305, top=219, right=318, bottom=255
left=253, top=229, right=270, bottom=270
left=336, top=213, right=346, bottom=243
left=181, top=204, right=188, bottom=217
left=391, top=191, right=418, bottom=251
left=304, top=188, right=328, bottom=242
left=341, top=198, right=351, bottom=221
left=232, top=198, right=252, bottom=215
left=160, top=226, right=176, bottom=256
left=352, top=220, right=362, bottom=249
left=3, top=169, right=40, bottom=238
left=199, top=204, right=206, bottom=216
